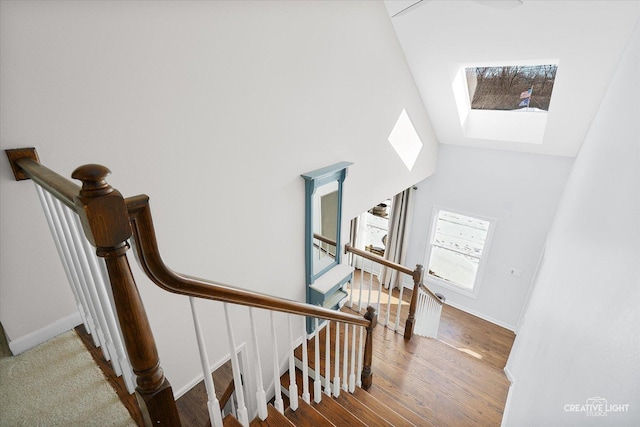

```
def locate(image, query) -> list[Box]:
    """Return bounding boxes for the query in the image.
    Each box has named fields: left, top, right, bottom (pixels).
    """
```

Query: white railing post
left=249, top=308, right=268, bottom=421
left=314, top=318, right=322, bottom=403
left=342, top=323, right=348, bottom=392
left=35, top=185, right=90, bottom=335
left=357, top=326, right=363, bottom=388
left=333, top=322, right=341, bottom=397
left=324, top=321, right=332, bottom=397
left=349, top=324, right=356, bottom=393
left=301, top=318, right=310, bottom=404
left=223, top=303, right=249, bottom=427
left=270, top=312, right=284, bottom=413
left=189, top=298, right=224, bottom=427
left=287, top=316, right=299, bottom=411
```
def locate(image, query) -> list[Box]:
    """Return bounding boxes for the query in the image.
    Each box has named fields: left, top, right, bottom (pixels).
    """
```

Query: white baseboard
left=501, top=368, right=516, bottom=427
left=7, top=311, right=83, bottom=355
left=444, top=300, right=516, bottom=332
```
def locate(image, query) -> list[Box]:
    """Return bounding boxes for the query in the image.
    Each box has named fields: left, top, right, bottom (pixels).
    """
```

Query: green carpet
left=0, top=324, right=136, bottom=426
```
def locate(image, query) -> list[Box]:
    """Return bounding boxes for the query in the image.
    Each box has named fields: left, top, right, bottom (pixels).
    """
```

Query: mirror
left=313, top=180, right=339, bottom=275
left=301, top=162, right=352, bottom=286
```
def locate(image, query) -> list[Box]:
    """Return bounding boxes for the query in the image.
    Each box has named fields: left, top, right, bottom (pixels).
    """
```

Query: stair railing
left=6, top=148, right=378, bottom=427
left=345, top=243, right=443, bottom=339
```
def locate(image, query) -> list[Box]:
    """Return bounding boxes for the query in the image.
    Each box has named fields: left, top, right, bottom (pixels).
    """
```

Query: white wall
left=0, top=0, right=437, bottom=394
left=503, top=19, right=639, bottom=426
left=406, top=145, right=573, bottom=330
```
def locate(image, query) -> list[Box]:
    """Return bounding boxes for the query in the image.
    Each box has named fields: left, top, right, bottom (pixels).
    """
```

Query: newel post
left=71, top=164, right=181, bottom=426
left=361, top=306, right=378, bottom=390
left=404, top=264, right=424, bottom=340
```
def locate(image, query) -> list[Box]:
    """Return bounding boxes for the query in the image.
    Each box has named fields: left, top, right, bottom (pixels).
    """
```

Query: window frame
left=424, top=206, right=496, bottom=298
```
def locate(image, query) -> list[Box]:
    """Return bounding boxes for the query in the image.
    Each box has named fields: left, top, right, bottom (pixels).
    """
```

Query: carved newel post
left=404, top=264, right=424, bottom=340
left=361, top=306, right=378, bottom=390
left=72, top=164, right=181, bottom=426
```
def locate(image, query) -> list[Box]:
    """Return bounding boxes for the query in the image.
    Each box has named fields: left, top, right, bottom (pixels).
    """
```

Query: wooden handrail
left=127, top=196, right=370, bottom=328
left=345, top=243, right=443, bottom=340
left=6, top=148, right=79, bottom=211
left=344, top=243, right=443, bottom=304
left=344, top=244, right=413, bottom=275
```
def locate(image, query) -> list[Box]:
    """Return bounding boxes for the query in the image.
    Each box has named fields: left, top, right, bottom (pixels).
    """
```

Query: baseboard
left=444, top=300, right=516, bottom=332
left=7, top=311, right=82, bottom=355
left=501, top=368, right=516, bottom=427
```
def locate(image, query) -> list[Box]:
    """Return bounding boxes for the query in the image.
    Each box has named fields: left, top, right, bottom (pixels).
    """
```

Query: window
left=452, top=61, right=559, bottom=144
left=465, top=64, right=558, bottom=112
left=425, top=209, right=494, bottom=296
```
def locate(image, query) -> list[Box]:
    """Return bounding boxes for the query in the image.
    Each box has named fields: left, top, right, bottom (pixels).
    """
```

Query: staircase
left=6, top=148, right=437, bottom=427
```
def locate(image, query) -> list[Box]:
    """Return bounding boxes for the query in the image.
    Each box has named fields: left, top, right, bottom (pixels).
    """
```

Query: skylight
left=452, top=61, right=559, bottom=144
left=466, top=65, right=557, bottom=112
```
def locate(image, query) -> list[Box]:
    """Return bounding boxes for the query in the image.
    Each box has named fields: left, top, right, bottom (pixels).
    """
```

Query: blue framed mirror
left=301, top=162, right=352, bottom=288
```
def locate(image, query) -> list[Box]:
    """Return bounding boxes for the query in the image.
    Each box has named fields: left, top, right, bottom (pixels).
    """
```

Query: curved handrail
left=344, top=244, right=443, bottom=305
left=126, top=195, right=370, bottom=327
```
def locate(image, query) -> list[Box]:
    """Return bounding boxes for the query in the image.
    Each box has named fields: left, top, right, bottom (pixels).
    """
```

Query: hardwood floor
left=83, top=275, right=515, bottom=426
left=343, top=274, right=515, bottom=425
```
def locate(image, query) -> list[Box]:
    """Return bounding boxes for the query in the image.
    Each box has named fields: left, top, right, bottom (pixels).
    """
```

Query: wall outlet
left=509, top=268, right=523, bottom=278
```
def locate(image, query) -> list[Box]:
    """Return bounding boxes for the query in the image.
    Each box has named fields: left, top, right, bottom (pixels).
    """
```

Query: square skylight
left=452, top=61, right=559, bottom=144
left=466, top=65, right=557, bottom=112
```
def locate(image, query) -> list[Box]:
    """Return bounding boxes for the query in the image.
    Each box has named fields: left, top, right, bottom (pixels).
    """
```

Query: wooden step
left=284, top=399, right=334, bottom=427
left=334, top=392, right=393, bottom=427
left=250, top=404, right=295, bottom=427
left=352, top=387, right=431, bottom=427
left=312, top=393, right=367, bottom=427
left=350, top=387, right=416, bottom=426
left=223, top=413, right=244, bottom=427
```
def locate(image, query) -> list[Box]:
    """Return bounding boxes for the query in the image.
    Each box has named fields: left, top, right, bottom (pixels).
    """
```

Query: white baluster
left=190, top=298, right=224, bottom=427
left=270, top=312, right=284, bottom=413
left=342, top=323, right=348, bottom=391
left=333, top=322, right=340, bottom=397
left=45, top=192, right=101, bottom=349
left=70, top=216, right=124, bottom=376
left=223, top=303, right=249, bottom=427
left=96, top=258, right=136, bottom=393
left=394, top=274, right=405, bottom=332
left=376, top=262, right=382, bottom=312
left=68, top=211, right=123, bottom=376
left=314, top=318, right=322, bottom=403
left=301, top=318, right=310, bottom=404
left=249, top=308, right=268, bottom=420
left=349, top=324, right=356, bottom=393
left=35, top=186, right=90, bottom=335
left=358, top=258, right=364, bottom=310
left=324, top=321, right=331, bottom=397
left=367, top=260, right=373, bottom=309
left=357, top=326, right=363, bottom=388
left=287, top=316, right=299, bottom=411
left=385, top=269, right=393, bottom=329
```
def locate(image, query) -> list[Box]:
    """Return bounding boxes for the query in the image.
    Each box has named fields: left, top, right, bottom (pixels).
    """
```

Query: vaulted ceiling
left=384, top=0, right=639, bottom=157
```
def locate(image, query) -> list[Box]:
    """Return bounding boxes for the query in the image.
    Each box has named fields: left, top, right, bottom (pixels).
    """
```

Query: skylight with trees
left=465, top=65, right=558, bottom=112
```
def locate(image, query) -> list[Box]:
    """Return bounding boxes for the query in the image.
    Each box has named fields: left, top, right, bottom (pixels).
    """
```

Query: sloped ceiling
left=385, top=0, right=639, bottom=157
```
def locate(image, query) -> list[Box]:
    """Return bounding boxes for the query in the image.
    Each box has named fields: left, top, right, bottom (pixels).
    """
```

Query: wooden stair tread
left=250, top=404, right=295, bottom=427
left=284, top=399, right=334, bottom=427
left=223, top=413, right=244, bottom=427
left=312, top=394, right=367, bottom=427
left=351, top=387, right=416, bottom=426
left=354, top=387, right=431, bottom=426
left=334, top=392, right=393, bottom=427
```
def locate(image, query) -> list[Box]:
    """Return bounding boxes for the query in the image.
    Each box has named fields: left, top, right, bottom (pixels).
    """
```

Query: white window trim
left=423, top=206, right=496, bottom=299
